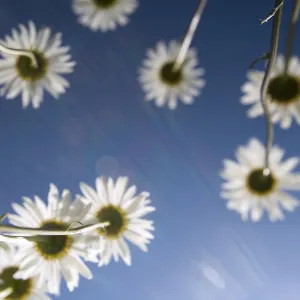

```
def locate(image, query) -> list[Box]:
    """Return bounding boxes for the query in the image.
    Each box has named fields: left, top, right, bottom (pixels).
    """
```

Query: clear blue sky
left=0, top=0, right=299, bottom=299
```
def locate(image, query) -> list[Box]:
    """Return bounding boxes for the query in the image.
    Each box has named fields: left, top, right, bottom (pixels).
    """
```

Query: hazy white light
left=95, top=156, right=119, bottom=176
left=202, top=265, right=226, bottom=289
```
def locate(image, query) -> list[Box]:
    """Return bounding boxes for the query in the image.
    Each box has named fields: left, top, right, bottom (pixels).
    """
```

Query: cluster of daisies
left=0, top=177, right=155, bottom=298
left=220, top=53, right=300, bottom=220
left=0, top=4, right=298, bottom=284
left=1, top=1, right=299, bottom=299
left=0, top=0, right=207, bottom=110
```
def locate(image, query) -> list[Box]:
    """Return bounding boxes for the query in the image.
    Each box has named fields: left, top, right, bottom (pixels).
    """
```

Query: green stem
left=260, top=0, right=283, bottom=172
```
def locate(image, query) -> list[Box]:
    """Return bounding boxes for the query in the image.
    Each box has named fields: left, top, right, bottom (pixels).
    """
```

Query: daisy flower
left=220, top=138, right=300, bottom=222
left=79, top=176, right=156, bottom=266
left=6, top=184, right=95, bottom=296
left=0, top=21, right=75, bottom=109
left=72, top=0, right=138, bottom=32
left=0, top=245, right=51, bottom=300
left=138, top=40, right=205, bottom=110
left=241, top=54, right=300, bottom=129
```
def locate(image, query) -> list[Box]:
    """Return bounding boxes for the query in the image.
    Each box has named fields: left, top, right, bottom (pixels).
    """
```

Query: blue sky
left=0, top=0, right=300, bottom=299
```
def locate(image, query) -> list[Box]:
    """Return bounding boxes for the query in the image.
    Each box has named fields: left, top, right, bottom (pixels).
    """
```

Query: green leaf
left=0, top=213, right=7, bottom=223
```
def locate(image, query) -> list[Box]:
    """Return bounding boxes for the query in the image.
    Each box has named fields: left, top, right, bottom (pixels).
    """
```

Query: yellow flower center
left=34, top=220, right=73, bottom=260
left=96, top=205, right=127, bottom=239
left=160, top=61, right=183, bottom=86
left=15, top=51, right=47, bottom=81
left=247, top=168, right=277, bottom=196
left=93, top=0, right=118, bottom=8
left=0, top=266, right=33, bottom=300
left=268, top=74, right=300, bottom=105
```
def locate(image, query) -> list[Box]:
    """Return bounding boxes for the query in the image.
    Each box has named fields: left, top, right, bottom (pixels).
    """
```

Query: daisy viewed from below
left=6, top=184, right=95, bottom=296
left=220, top=138, right=300, bottom=222
left=138, top=40, right=206, bottom=110
left=72, top=0, right=139, bottom=32
left=0, top=245, right=51, bottom=300
left=80, top=176, right=156, bottom=266
left=0, top=21, right=75, bottom=109
left=241, top=54, right=300, bottom=129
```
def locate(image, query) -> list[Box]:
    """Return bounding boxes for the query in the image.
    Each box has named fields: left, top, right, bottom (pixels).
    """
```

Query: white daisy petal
left=127, top=224, right=154, bottom=240
left=277, top=157, right=299, bottom=175
left=117, top=237, right=131, bottom=266
left=46, top=262, right=61, bottom=295
left=22, top=197, right=43, bottom=224
left=72, top=0, right=139, bottom=32
left=36, top=27, right=51, bottom=52
left=5, top=77, right=22, bottom=99
left=0, top=21, right=75, bottom=108
left=34, top=86, right=45, bottom=108
left=222, top=179, right=245, bottom=190
left=139, top=40, right=205, bottom=109
left=7, top=213, right=32, bottom=227
left=270, top=146, right=284, bottom=164
left=80, top=176, right=155, bottom=266
left=220, top=159, right=247, bottom=179
left=250, top=205, right=263, bottom=222
left=114, top=176, right=129, bottom=206
left=34, top=196, right=48, bottom=217
left=277, top=192, right=299, bottom=211
left=80, top=182, right=100, bottom=204
left=28, top=21, right=37, bottom=46
left=61, top=265, right=77, bottom=292
left=276, top=55, right=285, bottom=72
left=107, top=177, right=116, bottom=205
left=95, top=177, right=109, bottom=205
left=268, top=202, right=285, bottom=222
left=247, top=102, right=264, bottom=118
left=220, top=137, right=300, bottom=222
left=280, top=174, right=300, bottom=190
left=280, top=110, right=293, bottom=129
left=123, top=230, right=148, bottom=252
left=58, top=189, right=72, bottom=218
left=19, top=24, right=30, bottom=49
left=121, top=185, right=137, bottom=207
left=48, top=183, right=60, bottom=217
left=241, top=54, right=300, bottom=129
left=127, top=205, right=156, bottom=219
left=62, top=255, right=92, bottom=280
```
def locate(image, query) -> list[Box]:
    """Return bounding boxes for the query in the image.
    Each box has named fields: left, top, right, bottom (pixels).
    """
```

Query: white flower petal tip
left=138, top=40, right=205, bottom=110
left=72, top=0, right=139, bottom=32
left=79, top=176, right=155, bottom=266
left=0, top=246, right=50, bottom=299
left=220, top=137, right=300, bottom=222
left=0, top=21, right=75, bottom=109
left=6, top=185, right=94, bottom=296
left=240, top=54, right=300, bottom=129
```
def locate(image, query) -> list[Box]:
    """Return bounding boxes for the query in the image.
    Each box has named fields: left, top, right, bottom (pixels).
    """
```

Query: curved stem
left=0, top=43, right=37, bottom=67
left=260, top=0, right=283, bottom=173
left=0, top=221, right=109, bottom=236
left=173, top=0, right=207, bottom=71
left=249, top=52, right=270, bottom=69
left=284, top=0, right=300, bottom=74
